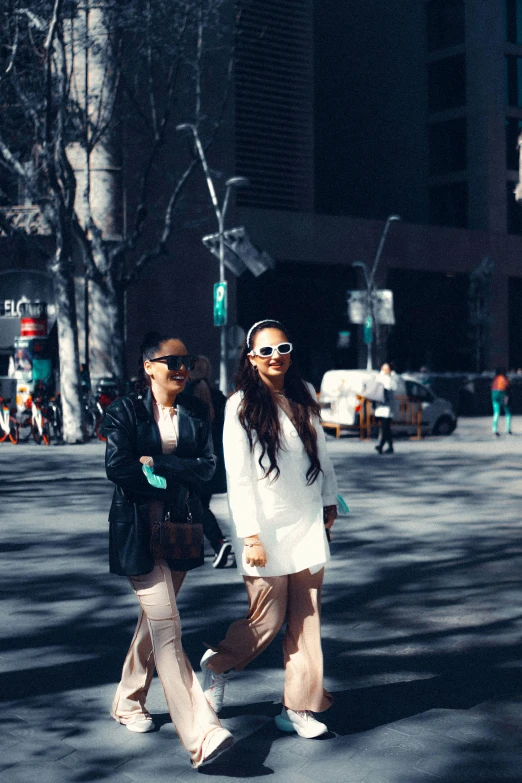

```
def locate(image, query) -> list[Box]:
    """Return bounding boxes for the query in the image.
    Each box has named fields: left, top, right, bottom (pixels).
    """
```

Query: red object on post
left=20, top=317, right=47, bottom=337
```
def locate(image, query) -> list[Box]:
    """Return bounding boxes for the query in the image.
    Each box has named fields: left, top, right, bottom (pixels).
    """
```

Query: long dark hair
left=135, top=331, right=181, bottom=393
left=235, top=320, right=322, bottom=485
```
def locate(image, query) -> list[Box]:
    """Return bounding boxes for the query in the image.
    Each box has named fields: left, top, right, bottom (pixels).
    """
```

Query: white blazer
left=223, top=388, right=339, bottom=577
left=374, top=371, right=398, bottom=419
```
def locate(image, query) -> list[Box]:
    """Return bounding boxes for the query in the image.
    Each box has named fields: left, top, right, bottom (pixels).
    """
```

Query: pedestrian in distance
left=185, top=355, right=234, bottom=568
left=200, top=319, right=339, bottom=739
left=104, top=331, right=234, bottom=769
left=491, top=368, right=512, bottom=437
left=374, top=362, right=397, bottom=454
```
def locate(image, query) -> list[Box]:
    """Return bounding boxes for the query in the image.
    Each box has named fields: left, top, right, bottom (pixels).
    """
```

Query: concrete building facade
left=2, top=0, right=522, bottom=389
left=234, top=0, right=522, bottom=382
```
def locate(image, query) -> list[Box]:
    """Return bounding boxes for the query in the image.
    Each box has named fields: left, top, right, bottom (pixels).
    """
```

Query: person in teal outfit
left=491, top=368, right=512, bottom=436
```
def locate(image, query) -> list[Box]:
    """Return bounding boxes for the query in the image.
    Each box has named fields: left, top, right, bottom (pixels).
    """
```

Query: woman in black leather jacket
left=104, top=332, right=234, bottom=769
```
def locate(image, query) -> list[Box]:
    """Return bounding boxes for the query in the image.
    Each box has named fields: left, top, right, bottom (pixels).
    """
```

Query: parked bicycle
left=30, top=393, right=52, bottom=445
left=94, top=379, right=120, bottom=441
left=82, top=392, right=98, bottom=440
left=17, top=382, right=54, bottom=446
left=47, top=393, right=64, bottom=442
left=0, top=397, right=19, bottom=444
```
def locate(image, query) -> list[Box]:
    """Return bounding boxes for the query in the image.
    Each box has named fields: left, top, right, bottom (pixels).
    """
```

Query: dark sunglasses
left=148, top=355, right=196, bottom=371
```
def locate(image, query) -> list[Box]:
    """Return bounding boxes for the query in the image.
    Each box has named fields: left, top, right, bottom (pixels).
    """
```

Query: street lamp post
left=352, top=214, right=400, bottom=371
left=176, top=123, right=249, bottom=393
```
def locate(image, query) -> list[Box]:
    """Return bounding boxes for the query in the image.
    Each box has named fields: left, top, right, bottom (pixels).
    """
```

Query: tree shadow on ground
left=1, top=440, right=522, bottom=780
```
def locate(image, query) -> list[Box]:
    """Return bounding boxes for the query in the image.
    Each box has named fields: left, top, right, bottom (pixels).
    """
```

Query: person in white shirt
left=200, top=319, right=339, bottom=739
left=374, top=362, right=397, bottom=454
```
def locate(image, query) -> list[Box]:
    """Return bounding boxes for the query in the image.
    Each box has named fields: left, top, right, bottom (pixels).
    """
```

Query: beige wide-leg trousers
left=207, top=567, right=333, bottom=713
left=111, top=560, right=222, bottom=764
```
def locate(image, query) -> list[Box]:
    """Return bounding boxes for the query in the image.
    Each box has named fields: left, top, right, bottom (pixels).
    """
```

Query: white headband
left=246, top=319, right=282, bottom=347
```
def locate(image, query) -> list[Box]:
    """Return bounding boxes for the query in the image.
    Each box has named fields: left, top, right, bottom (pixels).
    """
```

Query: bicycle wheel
left=41, top=417, right=51, bottom=446
left=95, top=412, right=107, bottom=442
left=83, top=409, right=97, bottom=440
left=51, top=408, right=63, bottom=442
left=19, top=415, right=32, bottom=441
left=32, top=421, right=42, bottom=444
left=8, top=417, right=19, bottom=444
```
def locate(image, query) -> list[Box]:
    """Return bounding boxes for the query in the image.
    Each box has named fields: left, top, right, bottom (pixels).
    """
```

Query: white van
left=319, top=370, right=457, bottom=436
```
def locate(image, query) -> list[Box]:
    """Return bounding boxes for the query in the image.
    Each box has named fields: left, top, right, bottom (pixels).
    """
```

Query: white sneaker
left=275, top=707, right=328, bottom=738
left=191, top=727, right=234, bottom=768
left=112, top=713, right=155, bottom=733
left=200, top=648, right=230, bottom=714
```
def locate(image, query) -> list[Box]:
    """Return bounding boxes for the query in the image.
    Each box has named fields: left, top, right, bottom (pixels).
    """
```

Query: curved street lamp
left=351, top=214, right=401, bottom=370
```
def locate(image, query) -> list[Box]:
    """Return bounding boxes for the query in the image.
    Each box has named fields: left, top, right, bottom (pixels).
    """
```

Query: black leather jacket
left=104, top=388, right=216, bottom=576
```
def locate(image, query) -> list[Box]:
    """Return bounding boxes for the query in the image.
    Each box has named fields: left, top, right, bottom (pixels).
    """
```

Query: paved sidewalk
left=0, top=418, right=522, bottom=782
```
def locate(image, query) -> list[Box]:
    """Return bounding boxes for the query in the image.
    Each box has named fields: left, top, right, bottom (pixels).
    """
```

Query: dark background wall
left=314, top=0, right=429, bottom=224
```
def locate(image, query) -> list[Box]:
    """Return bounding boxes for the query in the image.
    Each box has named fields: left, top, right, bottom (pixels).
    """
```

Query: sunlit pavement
left=1, top=417, right=522, bottom=782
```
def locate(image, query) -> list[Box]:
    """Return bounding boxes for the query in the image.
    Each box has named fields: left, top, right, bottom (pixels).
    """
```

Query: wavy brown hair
left=234, top=320, right=322, bottom=484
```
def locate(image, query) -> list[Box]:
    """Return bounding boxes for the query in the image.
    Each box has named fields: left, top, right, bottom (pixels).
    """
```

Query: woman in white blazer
left=374, top=362, right=398, bottom=454
left=200, top=319, right=339, bottom=739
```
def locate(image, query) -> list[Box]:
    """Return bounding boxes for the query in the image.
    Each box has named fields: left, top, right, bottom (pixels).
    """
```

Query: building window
left=507, top=181, right=522, bottom=233
left=426, top=0, right=465, bottom=52
left=506, top=0, right=522, bottom=44
left=429, top=181, right=468, bottom=228
left=428, top=118, right=467, bottom=175
left=506, top=55, right=522, bottom=107
left=428, top=55, right=466, bottom=112
left=506, top=118, right=522, bottom=169
left=235, top=0, right=314, bottom=212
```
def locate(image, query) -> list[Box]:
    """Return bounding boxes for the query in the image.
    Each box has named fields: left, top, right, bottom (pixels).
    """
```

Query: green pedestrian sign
left=213, top=282, right=227, bottom=326
left=363, top=315, right=373, bottom=344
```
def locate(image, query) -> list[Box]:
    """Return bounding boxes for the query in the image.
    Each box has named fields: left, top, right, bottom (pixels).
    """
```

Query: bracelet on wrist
left=244, top=541, right=261, bottom=548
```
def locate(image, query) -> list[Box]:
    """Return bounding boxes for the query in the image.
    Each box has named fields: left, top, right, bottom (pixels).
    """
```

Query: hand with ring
left=244, top=536, right=267, bottom=567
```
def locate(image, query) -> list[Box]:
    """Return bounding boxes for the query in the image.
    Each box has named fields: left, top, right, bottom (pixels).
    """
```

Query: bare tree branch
left=5, top=19, right=19, bottom=76
left=123, top=156, right=198, bottom=285
left=44, top=0, right=62, bottom=50
left=72, top=216, right=104, bottom=283
left=14, top=9, right=46, bottom=32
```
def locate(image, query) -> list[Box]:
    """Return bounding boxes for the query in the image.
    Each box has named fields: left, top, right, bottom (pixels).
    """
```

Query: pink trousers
left=111, top=560, right=222, bottom=765
left=207, top=567, right=333, bottom=713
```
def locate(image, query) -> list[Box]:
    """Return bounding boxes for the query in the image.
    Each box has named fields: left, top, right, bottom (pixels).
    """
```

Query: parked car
left=318, top=369, right=457, bottom=436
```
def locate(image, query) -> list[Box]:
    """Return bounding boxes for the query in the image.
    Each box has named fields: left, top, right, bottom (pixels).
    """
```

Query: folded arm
left=105, top=403, right=167, bottom=500
left=152, top=413, right=216, bottom=485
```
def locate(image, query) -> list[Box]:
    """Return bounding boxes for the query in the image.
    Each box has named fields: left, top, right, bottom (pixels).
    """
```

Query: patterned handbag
left=150, top=500, right=204, bottom=571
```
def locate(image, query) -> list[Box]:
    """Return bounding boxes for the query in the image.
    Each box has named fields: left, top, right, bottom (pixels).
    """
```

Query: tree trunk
left=89, top=274, right=126, bottom=383
left=52, top=259, right=84, bottom=443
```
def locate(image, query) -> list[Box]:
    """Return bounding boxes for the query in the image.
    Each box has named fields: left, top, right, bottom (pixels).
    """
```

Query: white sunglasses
left=249, top=342, right=293, bottom=358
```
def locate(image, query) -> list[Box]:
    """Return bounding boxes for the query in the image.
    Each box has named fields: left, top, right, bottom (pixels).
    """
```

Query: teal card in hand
left=337, top=493, right=349, bottom=514
left=142, top=463, right=167, bottom=489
